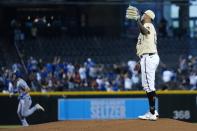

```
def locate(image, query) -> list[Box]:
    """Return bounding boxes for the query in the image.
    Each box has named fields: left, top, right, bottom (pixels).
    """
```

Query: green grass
left=0, top=125, right=20, bottom=129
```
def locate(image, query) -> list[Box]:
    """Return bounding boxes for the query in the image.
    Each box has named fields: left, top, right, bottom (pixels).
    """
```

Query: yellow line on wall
left=1, top=90, right=197, bottom=96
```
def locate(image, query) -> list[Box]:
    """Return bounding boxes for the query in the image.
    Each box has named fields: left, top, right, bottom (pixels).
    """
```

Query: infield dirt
left=1, top=118, right=197, bottom=131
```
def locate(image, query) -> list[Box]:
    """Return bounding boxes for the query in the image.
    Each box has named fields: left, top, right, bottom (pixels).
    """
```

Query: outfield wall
left=58, top=98, right=159, bottom=120
left=0, top=91, right=197, bottom=125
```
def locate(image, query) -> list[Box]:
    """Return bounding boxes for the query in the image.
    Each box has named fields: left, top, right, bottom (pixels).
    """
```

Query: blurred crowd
left=160, top=54, right=197, bottom=90
left=1, top=54, right=197, bottom=93
left=0, top=57, right=141, bottom=93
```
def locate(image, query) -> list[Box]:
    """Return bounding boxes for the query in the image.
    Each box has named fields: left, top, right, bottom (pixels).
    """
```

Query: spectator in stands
left=29, top=72, right=40, bottom=91
left=2, top=70, right=13, bottom=93
left=124, top=73, right=132, bottom=90
left=189, top=72, right=197, bottom=90
left=85, top=58, right=96, bottom=79
left=27, top=56, right=38, bottom=72
left=89, top=64, right=97, bottom=79
left=161, top=68, right=174, bottom=90
left=67, top=63, right=75, bottom=78
left=12, top=63, right=22, bottom=73
left=131, top=73, right=140, bottom=90
left=73, top=71, right=81, bottom=89
left=111, top=80, right=120, bottom=92
left=178, top=55, right=188, bottom=75
left=79, top=64, right=87, bottom=87
left=40, top=78, right=48, bottom=93
left=96, top=75, right=104, bottom=90
left=127, top=60, right=140, bottom=90
left=127, top=60, right=137, bottom=75
left=180, top=75, right=190, bottom=90
left=113, top=75, right=122, bottom=91
left=67, top=73, right=75, bottom=90
left=105, top=81, right=113, bottom=92
left=162, top=68, right=174, bottom=83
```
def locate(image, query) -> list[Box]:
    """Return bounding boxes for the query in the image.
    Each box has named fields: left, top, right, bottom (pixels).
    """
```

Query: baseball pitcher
left=126, top=6, right=160, bottom=120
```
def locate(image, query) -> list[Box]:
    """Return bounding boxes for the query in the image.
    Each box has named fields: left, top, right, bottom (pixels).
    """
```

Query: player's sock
left=146, top=91, right=156, bottom=115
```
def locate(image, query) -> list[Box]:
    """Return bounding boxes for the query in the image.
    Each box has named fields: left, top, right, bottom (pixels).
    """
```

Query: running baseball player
left=10, top=72, right=45, bottom=126
left=126, top=6, right=160, bottom=120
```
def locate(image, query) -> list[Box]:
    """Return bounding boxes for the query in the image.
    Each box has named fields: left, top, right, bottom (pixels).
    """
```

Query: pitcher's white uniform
left=136, top=23, right=160, bottom=92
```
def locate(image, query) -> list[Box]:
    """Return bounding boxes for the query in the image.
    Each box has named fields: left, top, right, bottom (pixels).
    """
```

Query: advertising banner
left=58, top=98, right=158, bottom=120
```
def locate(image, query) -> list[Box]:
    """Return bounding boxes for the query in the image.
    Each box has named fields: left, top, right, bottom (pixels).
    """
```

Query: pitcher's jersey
left=136, top=23, right=157, bottom=57
left=17, top=78, right=30, bottom=99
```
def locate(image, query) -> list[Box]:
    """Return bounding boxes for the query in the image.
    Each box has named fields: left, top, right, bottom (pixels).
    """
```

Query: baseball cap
left=144, top=10, right=155, bottom=20
left=13, top=71, right=22, bottom=78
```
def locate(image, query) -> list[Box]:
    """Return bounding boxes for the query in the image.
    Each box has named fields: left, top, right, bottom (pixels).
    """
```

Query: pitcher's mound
left=1, top=119, right=197, bottom=131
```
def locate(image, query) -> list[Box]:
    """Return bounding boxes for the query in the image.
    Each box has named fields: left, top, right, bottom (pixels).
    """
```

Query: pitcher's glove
left=134, top=62, right=141, bottom=73
left=126, top=5, right=140, bottom=21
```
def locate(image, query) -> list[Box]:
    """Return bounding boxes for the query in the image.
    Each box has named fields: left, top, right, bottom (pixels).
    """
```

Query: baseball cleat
left=21, top=119, right=29, bottom=127
left=22, top=124, right=29, bottom=127
left=148, top=113, right=158, bottom=121
left=138, top=110, right=158, bottom=121
left=35, top=104, right=45, bottom=112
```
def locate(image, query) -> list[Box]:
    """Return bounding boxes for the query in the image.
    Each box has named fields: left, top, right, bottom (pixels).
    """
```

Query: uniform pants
left=140, top=54, right=160, bottom=92
left=17, top=95, right=37, bottom=126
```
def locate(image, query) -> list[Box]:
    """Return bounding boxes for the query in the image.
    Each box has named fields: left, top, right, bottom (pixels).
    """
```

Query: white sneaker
left=35, top=104, right=45, bottom=112
left=138, top=111, right=158, bottom=121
